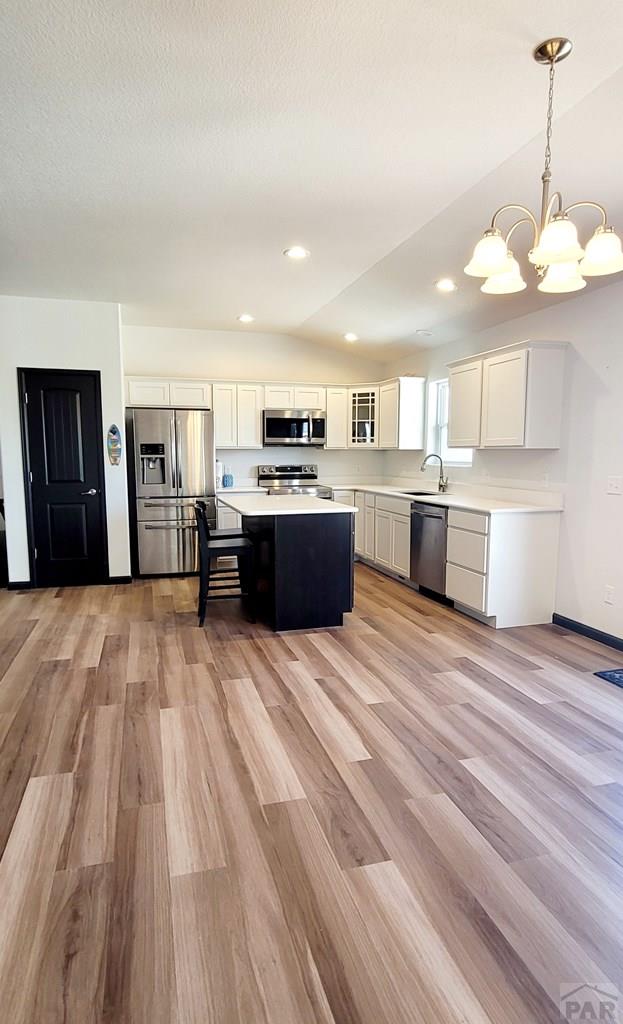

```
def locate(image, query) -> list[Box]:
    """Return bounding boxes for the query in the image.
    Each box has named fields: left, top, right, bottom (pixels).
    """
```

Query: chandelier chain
left=543, top=59, right=556, bottom=177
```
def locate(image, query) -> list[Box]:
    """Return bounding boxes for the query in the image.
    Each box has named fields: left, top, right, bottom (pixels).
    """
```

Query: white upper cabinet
left=126, top=377, right=171, bottom=407
left=294, top=385, right=326, bottom=409
left=448, top=342, right=567, bottom=450
left=325, top=387, right=349, bottom=449
left=236, top=384, right=264, bottom=448
left=448, top=361, right=483, bottom=447
left=264, top=384, right=295, bottom=408
left=213, top=383, right=238, bottom=448
left=379, top=377, right=425, bottom=449
left=379, top=382, right=399, bottom=448
left=481, top=349, right=528, bottom=447
left=349, top=387, right=379, bottom=447
left=169, top=379, right=213, bottom=408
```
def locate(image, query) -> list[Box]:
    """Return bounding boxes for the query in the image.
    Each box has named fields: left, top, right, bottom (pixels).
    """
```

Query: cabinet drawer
left=375, top=494, right=411, bottom=517
left=447, top=509, right=489, bottom=534
left=446, top=564, right=487, bottom=613
left=333, top=490, right=354, bottom=505
left=364, top=492, right=376, bottom=508
left=447, top=527, right=488, bottom=573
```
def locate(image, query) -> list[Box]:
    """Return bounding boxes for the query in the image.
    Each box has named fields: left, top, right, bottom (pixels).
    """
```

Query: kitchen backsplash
left=215, top=447, right=386, bottom=486
left=216, top=446, right=564, bottom=506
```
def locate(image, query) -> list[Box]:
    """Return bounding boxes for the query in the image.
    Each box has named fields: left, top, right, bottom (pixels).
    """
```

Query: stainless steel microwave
left=262, top=408, right=326, bottom=447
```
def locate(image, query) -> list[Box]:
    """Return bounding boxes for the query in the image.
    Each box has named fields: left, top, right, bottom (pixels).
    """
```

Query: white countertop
left=216, top=482, right=562, bottom=515
left=218, top=493, right=357, bottom=516
left=330, top=483, right=563, bottom=515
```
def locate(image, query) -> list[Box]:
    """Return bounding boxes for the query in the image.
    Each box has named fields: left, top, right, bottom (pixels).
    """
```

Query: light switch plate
left=607, top=476, right=623, bottom=495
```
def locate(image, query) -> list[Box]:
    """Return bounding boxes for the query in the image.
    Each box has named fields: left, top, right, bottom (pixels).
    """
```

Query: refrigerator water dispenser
left=139, top=443, right=166, bottom=485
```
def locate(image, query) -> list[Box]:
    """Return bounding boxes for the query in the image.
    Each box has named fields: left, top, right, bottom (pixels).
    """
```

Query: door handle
left=81, top=488, right=98, bottom=496
left=144, top=523, right=196, bottom=530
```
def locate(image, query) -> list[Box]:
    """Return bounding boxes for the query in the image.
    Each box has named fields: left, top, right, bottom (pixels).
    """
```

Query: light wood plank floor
left=1, top=563, right=623, bottom=1023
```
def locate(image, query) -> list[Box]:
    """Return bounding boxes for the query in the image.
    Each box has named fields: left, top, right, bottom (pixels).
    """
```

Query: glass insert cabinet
left=349, top=387, right=379, bottom=447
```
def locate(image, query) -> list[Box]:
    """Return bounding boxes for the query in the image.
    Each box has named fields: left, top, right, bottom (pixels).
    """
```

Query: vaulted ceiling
left=2, top=0, right=623, bottom=359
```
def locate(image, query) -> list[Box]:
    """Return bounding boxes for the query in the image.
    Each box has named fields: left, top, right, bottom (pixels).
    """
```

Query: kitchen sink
left=402, top=490, right=438, bottom=496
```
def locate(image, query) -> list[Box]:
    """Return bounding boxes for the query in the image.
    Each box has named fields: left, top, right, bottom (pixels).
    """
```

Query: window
left=426, top=379, right=472, bottom=466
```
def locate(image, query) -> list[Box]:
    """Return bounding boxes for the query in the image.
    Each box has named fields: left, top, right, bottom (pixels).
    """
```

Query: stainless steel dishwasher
left=409, top=502, right=448, bottom=595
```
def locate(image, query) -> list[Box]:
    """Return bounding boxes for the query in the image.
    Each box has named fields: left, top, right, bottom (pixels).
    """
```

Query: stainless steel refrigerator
left=127, top=407, right=216, bottom=575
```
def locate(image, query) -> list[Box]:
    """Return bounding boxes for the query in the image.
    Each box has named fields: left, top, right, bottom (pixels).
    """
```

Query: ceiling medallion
left=465, top=38, right=623, bottom=295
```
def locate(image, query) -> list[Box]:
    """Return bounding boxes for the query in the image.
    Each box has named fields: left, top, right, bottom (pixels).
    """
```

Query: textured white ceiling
left=2, top=0, right=623, bottom=358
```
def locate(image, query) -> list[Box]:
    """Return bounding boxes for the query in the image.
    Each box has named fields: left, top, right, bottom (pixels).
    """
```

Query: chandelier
left=465, top=38, right=623, bottom=295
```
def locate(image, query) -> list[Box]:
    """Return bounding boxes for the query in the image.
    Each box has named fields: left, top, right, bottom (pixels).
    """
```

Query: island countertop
left=217, top=493, right=357, bottom=516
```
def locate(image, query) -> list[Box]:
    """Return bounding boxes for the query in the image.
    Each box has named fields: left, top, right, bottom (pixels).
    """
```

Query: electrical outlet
left=605, top=585, right=615, bottom=605
left=607, top=476, right=623, bottom=495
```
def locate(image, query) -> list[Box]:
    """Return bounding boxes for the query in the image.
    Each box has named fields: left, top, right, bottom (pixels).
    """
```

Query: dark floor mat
left=594, top=669, right=623, bottom=687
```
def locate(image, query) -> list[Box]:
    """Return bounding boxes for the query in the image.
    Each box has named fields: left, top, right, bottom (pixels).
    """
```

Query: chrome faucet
left=420, top=453, right=449, bottom=493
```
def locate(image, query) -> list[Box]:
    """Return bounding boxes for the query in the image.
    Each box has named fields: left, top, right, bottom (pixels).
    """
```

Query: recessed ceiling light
left=435, top=278, right=458, bottom=292
left=283, top=245, right=310, bottom=260
left=344, top=332, right=358, bottom=342
left=415, top=329, right=433, bottom=337
left=237, top=313, right=255, bottom=323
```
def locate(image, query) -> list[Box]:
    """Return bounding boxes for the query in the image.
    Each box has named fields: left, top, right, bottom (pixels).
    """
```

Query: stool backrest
left=194, top=501, right=211, bottom=568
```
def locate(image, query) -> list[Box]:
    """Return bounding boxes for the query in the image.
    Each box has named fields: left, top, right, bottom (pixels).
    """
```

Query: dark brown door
left=20, top=369, right=109, bottom=587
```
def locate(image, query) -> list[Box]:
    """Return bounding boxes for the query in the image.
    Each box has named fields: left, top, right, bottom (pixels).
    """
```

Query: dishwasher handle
left=410, top=502, right=447, bottom=520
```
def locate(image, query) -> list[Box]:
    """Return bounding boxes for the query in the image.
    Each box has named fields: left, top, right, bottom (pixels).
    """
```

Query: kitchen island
left=217, top=493, right=357, bottom=630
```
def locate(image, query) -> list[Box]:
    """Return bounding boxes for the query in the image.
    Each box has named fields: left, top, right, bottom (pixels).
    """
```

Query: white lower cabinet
left=364, top=507, right=375, bottom=559
left=374, top=510, right=392, bottom=567
left=390, top=514, right=411, bottom=576
left=354, top=491, right=365, bottom=554
left=217, top=505, right=242, bottom=531
left=356, top=493, right=412, bottom=579
left=446, top=563, right=487, bottom=613
left=216, top=502, right=242, bottom=568
left=446, top=525, right=488, bottom=574
left=445, top=507, right=561, bottom=627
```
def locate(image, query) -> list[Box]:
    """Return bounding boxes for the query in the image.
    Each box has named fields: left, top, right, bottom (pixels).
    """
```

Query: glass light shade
left=537, top=260, right=586, bottom=293
left=481, top=254, right=527, bottom=294
left=464, top=230, right=512, bottom=277
left=580, top=227, right=623, bottom=276
left=529, top=215, right=585, bottom=265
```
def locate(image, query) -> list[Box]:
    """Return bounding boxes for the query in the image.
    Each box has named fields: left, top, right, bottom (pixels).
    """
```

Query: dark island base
left=242, top=512, right=354, bottom=631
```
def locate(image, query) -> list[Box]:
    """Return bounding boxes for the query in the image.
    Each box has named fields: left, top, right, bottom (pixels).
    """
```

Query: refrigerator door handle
left=170, top=414, right=178, bottom=496
left=176, top=414, right=183, bottom=492
left=144, top=523, right=196, bottom=530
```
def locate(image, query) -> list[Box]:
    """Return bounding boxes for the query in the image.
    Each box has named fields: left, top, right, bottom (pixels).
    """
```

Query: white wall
left=0, top=295, right=131, bottom=583
left=384, top=281, right=623, bottom=637
left=122, top=325, right=380, bottom=383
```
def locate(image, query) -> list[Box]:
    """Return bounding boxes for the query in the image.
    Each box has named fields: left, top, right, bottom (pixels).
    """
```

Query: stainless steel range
left=258, top=464, right=333, bottom=499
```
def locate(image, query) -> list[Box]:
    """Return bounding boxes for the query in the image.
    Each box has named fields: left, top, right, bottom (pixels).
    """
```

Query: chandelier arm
left=504, top=218, right=538, bottom=249
left=491, top=204, right=539, bottom=238
left=563, top=201, right=608, bottom=228
left=544, top=191, right=563, bottom=225
left=489, top=201, right=536, bottom=232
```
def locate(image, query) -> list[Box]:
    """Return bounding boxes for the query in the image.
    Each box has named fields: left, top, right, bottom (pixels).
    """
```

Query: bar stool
left=194, top=502, right=255, bottom=626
